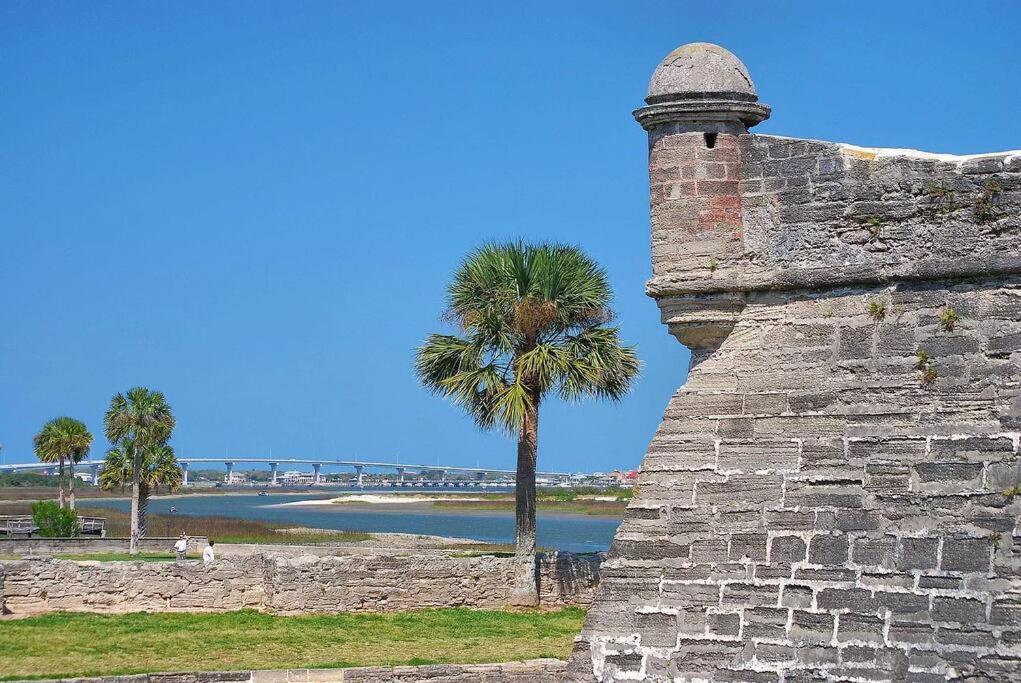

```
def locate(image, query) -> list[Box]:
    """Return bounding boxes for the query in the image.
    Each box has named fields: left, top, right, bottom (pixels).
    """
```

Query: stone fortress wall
left=0, top=551, right=600, bottom=615
left=566, top=44, right=1021, bottom=682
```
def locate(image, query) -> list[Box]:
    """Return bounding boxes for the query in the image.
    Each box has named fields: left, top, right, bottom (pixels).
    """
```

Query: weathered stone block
left=669, top=640, right=745, bottom=675
left=781, top=586, right=813, bottom=609
left=718, top=440, right=800, bottom=473
left=770, top=536, right=807, bottom=564
left=989, top=598, right=1021, bottom=627
left=695, top=475, right=784, bottom=511
left=729, top=533, right=768, bottom=562
left=636, top=611, right=679, bottom=648
left=836, top=613, right=885, bottom=644
left=808, top=534, right=849, bottom=565
left=940, top=536, right=992, bottom=573
left=789, top=610, right=834, bottom=645
left=852, top=536, right=897, bottom=568
left=889, top=620, right=935, bottom=646
left=765, top=510, right=817, bottom=531
left=931, top=596, right=987, bottom=624
left=707, top=610, right=741, bottom=637
left=743, top=606, right=789, bottom=639
left=816, top=588, right=876, bottom=612
left=897, top=537, right=939, bottom=570
left=721, top=583, right=779, bottom=607
left=660, top=581, right=720, bottom=607
left=875, top=590, right=929, bottom=617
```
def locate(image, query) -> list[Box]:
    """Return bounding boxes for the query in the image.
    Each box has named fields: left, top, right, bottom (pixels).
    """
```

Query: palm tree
left=104, top=387, right=175, bottom=554
left=415, top=243, right=639, bottom=600
left=32, top=417, right=94, bottom=510
left=99, top=438, right=181, bottom=537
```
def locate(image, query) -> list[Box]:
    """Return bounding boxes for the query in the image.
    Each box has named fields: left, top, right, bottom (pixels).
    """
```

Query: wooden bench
left=0, top=516, right=39, bottom=536
left=78, top=516, right=106, bottom=536
left=0, top=515, right=106, bottom=536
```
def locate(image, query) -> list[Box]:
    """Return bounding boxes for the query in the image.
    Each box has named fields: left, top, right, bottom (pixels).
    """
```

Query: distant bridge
left=0, top=457, right=572, bottom=487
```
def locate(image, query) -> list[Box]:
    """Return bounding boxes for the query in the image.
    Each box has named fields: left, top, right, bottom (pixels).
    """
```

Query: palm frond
left=559, top=326, right=641, bottom=401
left=33, top=417, right=93, bottom=465
left=100, top=438, right=182, bottom=492
left=419, top=242, right=639, bottom=432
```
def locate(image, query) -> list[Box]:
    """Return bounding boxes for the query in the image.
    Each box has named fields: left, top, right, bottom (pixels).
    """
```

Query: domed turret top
left=646, top=42, right=757, bottom=103
left=634, top=42, right=770, bottom=133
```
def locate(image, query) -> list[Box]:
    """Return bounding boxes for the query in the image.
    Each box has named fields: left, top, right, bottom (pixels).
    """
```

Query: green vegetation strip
left=0, top=608, right=585, bottom=681
left=55, top=552, right=177, bottom=562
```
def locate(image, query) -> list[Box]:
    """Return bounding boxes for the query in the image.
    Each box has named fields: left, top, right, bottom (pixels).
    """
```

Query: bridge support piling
left=354, top=465, right=364, bottom=488
left=181, top=463, right=189, bottom=487
left=312, top=463, right=321, bottom=486
left=90, top=464, right=100, bottom=486
left=397, top=467, right=405, bottom=485
left=225, top=462, right=234, bottom=486
left=269, top=462, right=278, bottom=486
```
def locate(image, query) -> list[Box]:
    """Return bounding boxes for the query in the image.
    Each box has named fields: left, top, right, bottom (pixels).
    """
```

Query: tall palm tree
left=33, top=417, right=94, bottom=510
left=99, top=438, right=181, bottom=537
left=104, top=387, right=175, bottom=554
left=415, top=243, right=639, bottom=599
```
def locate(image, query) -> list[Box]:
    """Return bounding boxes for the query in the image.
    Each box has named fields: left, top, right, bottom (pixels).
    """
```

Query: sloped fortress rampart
left=566, top=43, right=1021, bottom=682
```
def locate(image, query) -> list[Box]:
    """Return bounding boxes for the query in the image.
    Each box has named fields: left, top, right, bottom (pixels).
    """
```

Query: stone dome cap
left=646, top=42, right=757, bottom=104
left=634, top=42, right=770, bottom=132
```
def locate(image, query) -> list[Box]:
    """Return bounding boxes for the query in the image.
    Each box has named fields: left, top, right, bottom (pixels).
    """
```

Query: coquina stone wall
left=7, top=659, right=567, bottom=683
left=0, top=552, right=599, bottom=615
left=567, top=44, right=1021, bottom=682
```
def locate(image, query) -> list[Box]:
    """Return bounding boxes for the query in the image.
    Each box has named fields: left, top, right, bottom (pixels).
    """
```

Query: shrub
left=939, top=306, right=960, bottom=332
left=31, top=501, right=80, bottom=537
left=866, top=298, right=887, bottom=321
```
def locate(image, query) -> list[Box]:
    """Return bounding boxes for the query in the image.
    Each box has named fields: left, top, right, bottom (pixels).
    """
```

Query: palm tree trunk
left=69, top=459, right=76, bottom=511
left=138, top=484, right=149, bottom=539
left=510, top=395, right=540, bottom=606
left=515, top=401, right=538, bottom=556
left=129, top=447, right=142, bottom=555
left=58, top=457, right=66, bottom=509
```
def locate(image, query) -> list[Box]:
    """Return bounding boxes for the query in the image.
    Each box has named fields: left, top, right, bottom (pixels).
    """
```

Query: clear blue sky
left=2, top=2, right=1019, bottom=473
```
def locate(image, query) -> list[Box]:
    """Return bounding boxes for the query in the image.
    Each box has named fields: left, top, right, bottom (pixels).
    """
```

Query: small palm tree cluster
left=32, top=417, right=93, bottom=510
left=415, top=242, right=640, bottom=580
left=32, top=386, right=178, bottom=553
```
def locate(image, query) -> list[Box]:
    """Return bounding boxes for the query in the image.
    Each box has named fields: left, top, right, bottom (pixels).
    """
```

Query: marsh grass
left=0, top=503, right=369, bottom=546
left=84, top=507, right=372, bottom=545
left=0, top=608, right=585, bottom=680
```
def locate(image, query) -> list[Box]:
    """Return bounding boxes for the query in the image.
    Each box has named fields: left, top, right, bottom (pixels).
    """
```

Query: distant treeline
left=0, top=471, right=96, bottom=488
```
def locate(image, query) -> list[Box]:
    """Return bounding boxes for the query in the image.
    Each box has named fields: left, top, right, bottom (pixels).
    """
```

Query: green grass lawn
left=0, top=608, right=585, bottom=680
left=55, top=552, right=178, bottom=562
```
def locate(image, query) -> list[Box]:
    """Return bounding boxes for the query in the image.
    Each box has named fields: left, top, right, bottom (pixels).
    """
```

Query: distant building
left=225, top=471, right=248, bottom=485
left=281, top=470, right=313, bottom=485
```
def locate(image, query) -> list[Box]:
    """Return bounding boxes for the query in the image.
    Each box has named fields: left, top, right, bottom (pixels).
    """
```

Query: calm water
left=79, top=490, right=621, bottom=553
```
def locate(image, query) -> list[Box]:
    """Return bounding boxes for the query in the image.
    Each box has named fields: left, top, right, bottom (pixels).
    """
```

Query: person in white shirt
left=202, top=540, right=216, bottom=565
left=173, top=534, right=188, bottom=562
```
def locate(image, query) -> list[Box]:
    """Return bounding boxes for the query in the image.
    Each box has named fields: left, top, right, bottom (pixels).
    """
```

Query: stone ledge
left=5, top=659, right=568, bottom=683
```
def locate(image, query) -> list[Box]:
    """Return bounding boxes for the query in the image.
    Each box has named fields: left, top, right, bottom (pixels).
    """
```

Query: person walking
left=173, top=533, right=188, bottom=562
left=202, top=540, right=215, bottom=565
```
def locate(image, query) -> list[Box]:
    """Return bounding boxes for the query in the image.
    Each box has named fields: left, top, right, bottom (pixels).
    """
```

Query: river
left=79, top=490, right=622, bottom=553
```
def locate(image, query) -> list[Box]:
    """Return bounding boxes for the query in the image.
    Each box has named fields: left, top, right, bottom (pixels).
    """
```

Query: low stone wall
left=0, top=536, right=209, bottom=556
left=0, top=552, right=600, bottom=615
left=5, top=659, right=567, bottom=683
